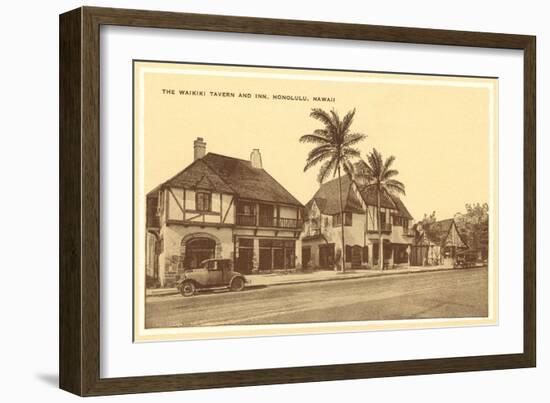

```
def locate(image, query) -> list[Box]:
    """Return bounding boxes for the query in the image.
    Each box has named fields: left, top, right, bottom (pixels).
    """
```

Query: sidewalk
left=146, top=264, right=485, bottom=297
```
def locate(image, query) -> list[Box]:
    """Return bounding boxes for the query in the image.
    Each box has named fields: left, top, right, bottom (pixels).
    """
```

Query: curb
left=145, top=266, right=486, bottom=298
left=260, top=265, right=463, bottom=287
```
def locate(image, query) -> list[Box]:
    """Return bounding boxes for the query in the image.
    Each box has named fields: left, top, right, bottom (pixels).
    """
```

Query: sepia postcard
left=133, top=60, right=498, bottom=342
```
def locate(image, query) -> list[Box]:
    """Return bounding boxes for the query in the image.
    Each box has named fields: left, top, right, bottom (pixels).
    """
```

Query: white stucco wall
left=158, top=224, right=234, bottom=286
left=166, top=186, right=236, bottom=225
left=280, top=205, right=298, bottom=219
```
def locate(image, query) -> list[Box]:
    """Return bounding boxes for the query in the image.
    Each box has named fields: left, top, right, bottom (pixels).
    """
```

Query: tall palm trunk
left=377, top=185, right=383, bottom=270
left=337, top=165, right=346, bottom=273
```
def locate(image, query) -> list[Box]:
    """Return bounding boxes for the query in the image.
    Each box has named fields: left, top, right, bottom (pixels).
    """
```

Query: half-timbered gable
left=146, top=138, right=304, bottom=286
left=411, top=219, right=468, bottom=267
left=302, top=175, right=415, bottom=269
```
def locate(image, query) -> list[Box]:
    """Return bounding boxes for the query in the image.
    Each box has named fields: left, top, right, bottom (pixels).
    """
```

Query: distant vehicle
left=454, top=250, right=478, bottom=268
left=175, top=258, right=247, bottom=297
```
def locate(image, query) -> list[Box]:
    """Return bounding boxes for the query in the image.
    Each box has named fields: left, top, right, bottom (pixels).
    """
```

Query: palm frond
left=307, top=145, right=335, bottom=160
left=303, top=151, right=333, bottom=172
left=381, top=169, right=399, bottom=180
left=383, top=155, right=396, bottom=173
left=329, top=109, right=341, bottom=128
left=384, top=179, right=406, bottom=195
left=303, top=107, right=367, bottom=188
left=341, top=159, right=355, bottom=178
left=341, top=108, right=356, bottom=133
left=342, top=132, right=366, bottom=147
left=299, top=134, right=331, bottom=144
left=317, top=158, right=337, bottom=183
left=313, top=129, right=331, bottom=139
left=310, top=108, right=337, bottom=133
left=354, top=159, right=375, bottom=183
left=367, top=149, right=383, bottom=178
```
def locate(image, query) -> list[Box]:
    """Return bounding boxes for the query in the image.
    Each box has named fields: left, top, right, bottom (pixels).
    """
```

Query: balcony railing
left=279, top=217, right=303, bottom=229
left=259, top=215, right=277, bottom=227
left=367, top=222, right=392, bottom=234
left=236, top=214, right=256, bottom=226
left=236, top=214, right=302, bottom=229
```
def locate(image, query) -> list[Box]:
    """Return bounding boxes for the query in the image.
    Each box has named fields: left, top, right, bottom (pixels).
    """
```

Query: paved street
left=145, top=267, right=488, bottom=328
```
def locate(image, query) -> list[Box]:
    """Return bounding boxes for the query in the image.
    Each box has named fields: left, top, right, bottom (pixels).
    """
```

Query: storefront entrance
left=393, top=244, right=409, bottom=264
left=302, top=246, right=311, bottom=268
left=372, top=241, right=392, bottom=266
left=351, top=245, right=362, bottom=268
left=319, top=243, right=335, bottom=268
left=258, top=239, right=296, bottom=271
left=236, top=238, right=254, bottom=274
left=184, top=238, right=216, bottom=269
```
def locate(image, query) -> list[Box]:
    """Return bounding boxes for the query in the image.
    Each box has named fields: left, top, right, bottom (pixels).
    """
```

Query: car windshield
left=204, top=260, right=217, bottom=270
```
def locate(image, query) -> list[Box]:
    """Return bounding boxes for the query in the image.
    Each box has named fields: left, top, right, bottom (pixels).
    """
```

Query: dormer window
left=333, top=212, right=352, bottom=226
left=196, top=192, right=211, bottom=212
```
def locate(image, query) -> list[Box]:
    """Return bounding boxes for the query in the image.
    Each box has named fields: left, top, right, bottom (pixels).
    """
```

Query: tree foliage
left=454, top=203, right=489, bottom=257
left=300, top=108, right=366, bottom=271
left=356, top=148, right=405, bottom=270
left=299, top=108, right=365, bottom=183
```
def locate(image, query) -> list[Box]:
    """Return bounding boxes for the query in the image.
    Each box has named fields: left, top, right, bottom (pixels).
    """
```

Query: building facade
left=146, top=138, right=304, bottom=287
left=301, top=176, right=415, bottom=270
left=410, top=219, right=468, bottom=267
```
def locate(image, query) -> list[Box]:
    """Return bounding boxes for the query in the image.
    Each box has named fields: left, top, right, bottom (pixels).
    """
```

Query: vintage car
left=454, top=250, right=479, bottom=268
left=176, top=258, right=247, bottom=297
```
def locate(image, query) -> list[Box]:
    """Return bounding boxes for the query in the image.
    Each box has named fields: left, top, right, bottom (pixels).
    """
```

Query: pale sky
left=136, top=62, right=496, bottom=221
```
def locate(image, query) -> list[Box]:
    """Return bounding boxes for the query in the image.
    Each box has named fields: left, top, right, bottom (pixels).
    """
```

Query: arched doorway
left=184, top=238, right=216, bottom=269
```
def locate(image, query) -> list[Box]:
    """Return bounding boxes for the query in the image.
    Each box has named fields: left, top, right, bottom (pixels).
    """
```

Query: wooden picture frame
left=59, top=6, right=536, bottom=396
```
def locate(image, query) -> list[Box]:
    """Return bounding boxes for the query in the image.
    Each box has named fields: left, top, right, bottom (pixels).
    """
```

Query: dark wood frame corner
left=59, top=6, right=536, bottom=397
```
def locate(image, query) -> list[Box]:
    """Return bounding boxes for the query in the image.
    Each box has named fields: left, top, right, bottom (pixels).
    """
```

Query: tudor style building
left=146, top=138, right=304, bottom=287
left=410, top=219, right=468, bottom=267
left=301, top=176, right=415, bottom=270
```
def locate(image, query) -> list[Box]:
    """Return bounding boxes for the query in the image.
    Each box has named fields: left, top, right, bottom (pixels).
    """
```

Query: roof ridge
left=260, top=167, right=304, bottom=206
left=205, top=152, right=252, bottom=164
left=154, top=158, right=237, bottom=195
left=146, top=158, right=204, bottom=195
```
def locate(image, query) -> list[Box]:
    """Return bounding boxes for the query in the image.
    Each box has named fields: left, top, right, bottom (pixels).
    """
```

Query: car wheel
left=180, top=281, right=196, bottom=297
left=230, top=277, right=245, bottom=292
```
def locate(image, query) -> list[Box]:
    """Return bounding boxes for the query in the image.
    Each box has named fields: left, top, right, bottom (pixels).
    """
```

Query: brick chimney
left=250, top=148, right=262, bottom=169
left=193, top=137, right=206, bottom=160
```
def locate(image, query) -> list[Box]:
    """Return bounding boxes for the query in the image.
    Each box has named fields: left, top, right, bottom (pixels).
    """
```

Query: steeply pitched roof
left=358, top=185, right=398, bottom=210
left=305, top=176, right=414, bottom=219
left=423, top=219, right=454, bottom=244
left=308, top=176, right=365, bottom=215
left=417, top=219, right=468, bottom=247
left=161, top=158, right=235, bottom=194
left=149, top=153, right=303, bottom=207
left=390, top=195, right=414, bottom=220
left=203, top=153, right=302, bottom=206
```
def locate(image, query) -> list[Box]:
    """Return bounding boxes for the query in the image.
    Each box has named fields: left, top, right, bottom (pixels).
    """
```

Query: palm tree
left=300, top=108, right=366, bottom=272
left=356, top=148, right=405, bottom=270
